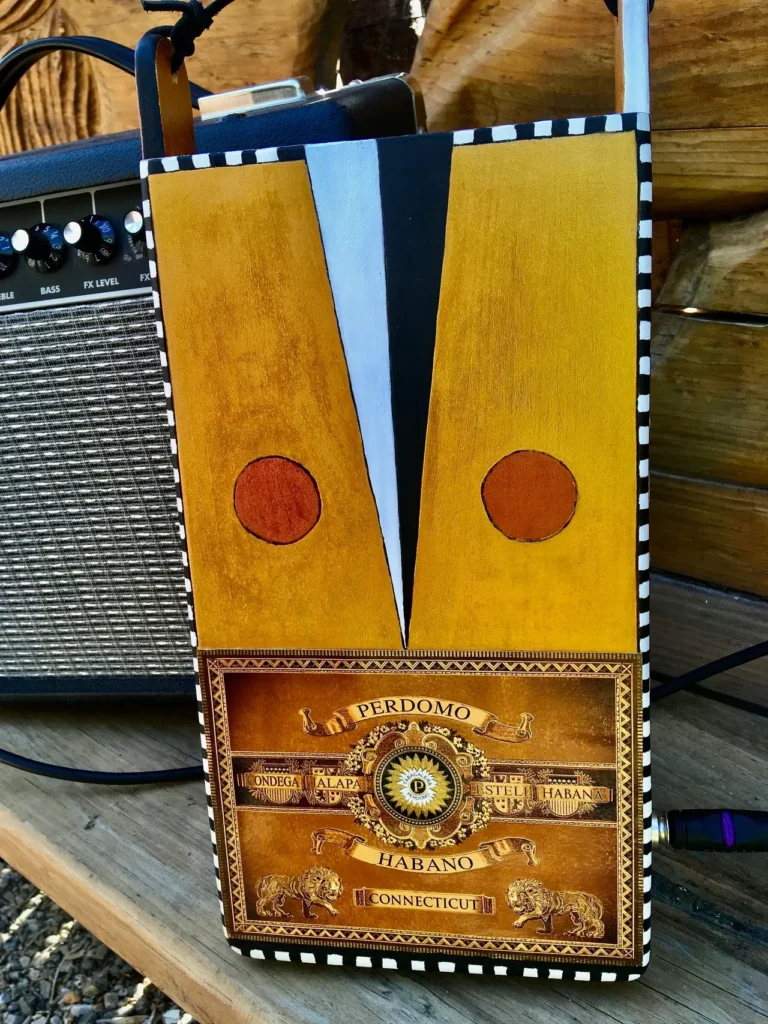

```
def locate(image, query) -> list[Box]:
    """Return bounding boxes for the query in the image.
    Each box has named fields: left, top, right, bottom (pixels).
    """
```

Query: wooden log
left=411, top=0, right=768, bottom=133
left=652, top=219, right=682, bottom=300
left=67, top=0, right=341, bottom=135
left=0, top=1, right=103, bottom=152
left=651, top=571, right=768, bottom=705
left=651, top=314, right=768, bottom=486
left=653, top=128, right=768, bottom=218
left=649, top=209, right=768, bottom=596
left=0, top=0, right=339, bottom=152
left=658, top=208, right=768, bottom=314
left=650, top=472, right=768, bottom=599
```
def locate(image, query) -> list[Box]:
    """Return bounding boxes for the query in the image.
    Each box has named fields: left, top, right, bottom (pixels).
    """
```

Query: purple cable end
left=721, top=810, right=736, bottom=848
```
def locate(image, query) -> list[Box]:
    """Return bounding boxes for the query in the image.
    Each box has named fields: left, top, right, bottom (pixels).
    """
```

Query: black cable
left=0, top=37, right=211, bottom=113
left=658, top=809, right=768, bottom=852
left=0, top=746, right=203, bottom=785
left=0, top=641, right=765, bottom=784
left=651, top=674, right=768, bottom=719
left=650, top=639, right=768, bottom=703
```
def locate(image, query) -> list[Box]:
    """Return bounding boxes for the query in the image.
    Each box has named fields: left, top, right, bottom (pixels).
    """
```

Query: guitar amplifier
left=0, top=59, right=421, bottom=699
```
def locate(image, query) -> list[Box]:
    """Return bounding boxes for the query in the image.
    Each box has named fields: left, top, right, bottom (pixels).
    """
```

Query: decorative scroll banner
left=470, top=776, right=614, bottom=814
left=237, top=770, right=365, bottom=796
left=312, top=828, right=539, bottom=873
left=299, top=695, right=533, bottom=743
left=354, top=888, right=496, bottom=915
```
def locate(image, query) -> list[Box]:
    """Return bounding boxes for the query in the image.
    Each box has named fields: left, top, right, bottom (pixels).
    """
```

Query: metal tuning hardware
left=63, top=215, right=117, bottom=265
left=197, top=77, right=314, bottom=120
left=0, top=234, right=17, bottom=278
left=11, top=223, right=66, bottom=273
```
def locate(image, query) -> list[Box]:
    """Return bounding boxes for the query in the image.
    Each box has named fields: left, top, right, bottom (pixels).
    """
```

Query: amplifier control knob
left=123, top=209, right=145, bottom=256
left=0, top=234, right=18, bottom=277
left=124, top=209, right=144, bottom=236
left=12, top=224, right=66, bottom=273
left=63, top=215, right=116, bottom=265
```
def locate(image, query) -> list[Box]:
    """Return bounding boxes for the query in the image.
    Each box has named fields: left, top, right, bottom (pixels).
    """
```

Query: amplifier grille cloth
left=0, top=297, right=191, bottom=676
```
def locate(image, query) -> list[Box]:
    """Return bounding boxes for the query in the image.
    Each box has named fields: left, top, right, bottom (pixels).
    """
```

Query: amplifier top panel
left=0, top=181, right=149, bottom=313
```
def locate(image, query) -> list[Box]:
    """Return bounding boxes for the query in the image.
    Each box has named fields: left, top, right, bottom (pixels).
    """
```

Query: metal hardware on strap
left=603, top=0, right=655, bottom=14
left=198, top=78, right=314, bottom=121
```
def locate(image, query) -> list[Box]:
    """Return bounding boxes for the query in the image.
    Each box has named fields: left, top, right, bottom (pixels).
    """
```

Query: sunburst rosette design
left=383, top=751, right=455, bottom=819
left=344, top=720, right=492, bottom=850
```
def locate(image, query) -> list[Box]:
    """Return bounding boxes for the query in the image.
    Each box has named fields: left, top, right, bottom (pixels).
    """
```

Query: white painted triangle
left=306, top=139, right=405, bottom=641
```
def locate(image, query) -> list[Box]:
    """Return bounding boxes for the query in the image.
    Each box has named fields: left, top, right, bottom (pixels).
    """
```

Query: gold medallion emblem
left=344, top=720, right=491, bottom=850
left=377, top=749, right=460, bottom=823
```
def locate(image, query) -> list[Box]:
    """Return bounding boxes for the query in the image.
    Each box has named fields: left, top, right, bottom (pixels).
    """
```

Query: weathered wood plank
left=658, top=209, right=768, bottom=314
left=651, top=572, right=768, bottom=705
left=650, top=472, right=768, bottom=598
left=651, top=314, right=768, bottom=486
left=412, top=0, right=768, bottom=133
left=653, top=128, right=768, bottom=218
left=0, top=691, right=765, bottom=1023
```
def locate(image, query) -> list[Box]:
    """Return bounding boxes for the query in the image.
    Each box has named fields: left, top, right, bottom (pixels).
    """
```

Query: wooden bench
left=1, top=577, right=766, bottom=1024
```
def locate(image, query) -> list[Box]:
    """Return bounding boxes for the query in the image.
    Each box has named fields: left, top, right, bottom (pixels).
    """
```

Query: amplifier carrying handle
left=0, top=35, right=211, bottom=121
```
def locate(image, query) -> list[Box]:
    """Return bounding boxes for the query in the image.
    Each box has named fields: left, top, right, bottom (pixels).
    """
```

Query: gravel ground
left=1, top=861, right=196, bottom=1024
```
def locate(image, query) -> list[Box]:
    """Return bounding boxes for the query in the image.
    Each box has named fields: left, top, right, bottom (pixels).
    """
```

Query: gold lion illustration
left=506, top=878, right=605, bottom=938
left=254, top=866, right=342, bottom=920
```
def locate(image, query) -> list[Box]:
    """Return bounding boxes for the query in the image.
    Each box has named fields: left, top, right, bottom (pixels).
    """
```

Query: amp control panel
left=0, top=181, right=150, bottom=312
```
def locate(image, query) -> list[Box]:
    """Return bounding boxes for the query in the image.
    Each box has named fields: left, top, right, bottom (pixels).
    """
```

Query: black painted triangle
left=377, top=132, right=453, bottom=638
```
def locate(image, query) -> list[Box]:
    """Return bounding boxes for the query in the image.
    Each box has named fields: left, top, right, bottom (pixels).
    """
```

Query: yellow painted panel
left=409, top=133, right=639, bottom=652
left=149, top=162, right=402, bottom=649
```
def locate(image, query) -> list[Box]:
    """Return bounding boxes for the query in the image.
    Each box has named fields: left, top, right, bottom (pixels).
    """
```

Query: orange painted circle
left=234, top=456, right=321, bottom=544
left=481, top=450, right=577, bottom=542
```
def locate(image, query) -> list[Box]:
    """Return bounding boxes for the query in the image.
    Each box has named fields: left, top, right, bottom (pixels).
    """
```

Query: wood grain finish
left=651, top=572, right=768, bottom=705
left=0, top=0, right=337, bottom=150
left=653, top=128, right=768, bottom=218
left=650, top=472, right=768, bottom=599
left=649, top=207, right=768, bottom=596
left=0, top=1, right=104, bottom=151
left=1, top=687, right=766, bottom=1022
left=651, top=219, right=682, bottom=301
left=651, top=315, right=768, bottom=487
left=409, top=132, right=639, bottom=653
left=658, top=209, right=768, bottom=314
left=149, top=161, right=402, bottom=650
left=412, top=0, right=768, bottom=134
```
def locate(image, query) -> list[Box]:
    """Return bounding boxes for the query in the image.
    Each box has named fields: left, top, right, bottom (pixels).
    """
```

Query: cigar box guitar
left=139, top=0, right=652, bottom=979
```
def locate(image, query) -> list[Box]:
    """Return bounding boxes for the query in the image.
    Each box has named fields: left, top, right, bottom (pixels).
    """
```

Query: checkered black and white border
left=140, top=110, right=651, bottom=980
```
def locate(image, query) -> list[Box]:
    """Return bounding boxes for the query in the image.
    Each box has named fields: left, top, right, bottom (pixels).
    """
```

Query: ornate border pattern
left=202, top=651, right=641, bottom=965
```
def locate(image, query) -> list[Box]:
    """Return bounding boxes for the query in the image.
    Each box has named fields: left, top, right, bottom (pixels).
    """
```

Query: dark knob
left=0, top=234, right=18, bottom=278
left=63, top=215, right=116, bottom=265
left=12, top=223, right=66, bottom=273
